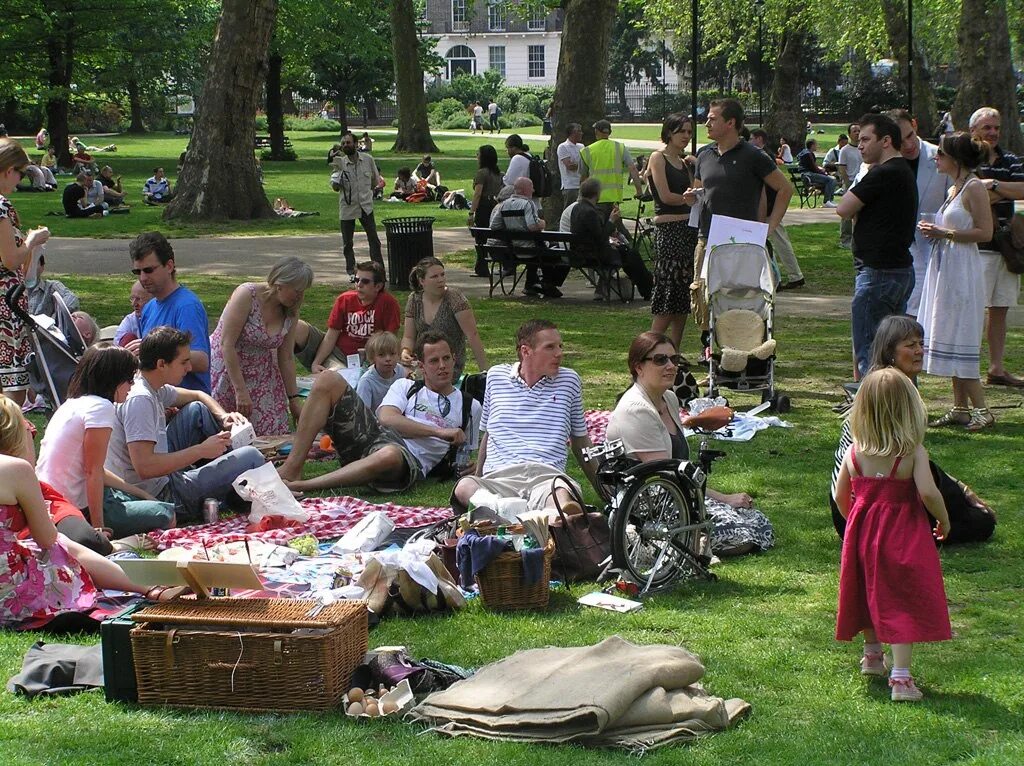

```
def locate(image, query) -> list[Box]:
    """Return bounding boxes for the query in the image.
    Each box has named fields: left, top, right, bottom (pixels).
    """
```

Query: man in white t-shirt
left=472, top=102, right=484, bottom=134
left=837, top=123, right=862, bottom=248
left=452, top=319, right=601, bottom=515
left=487, top=99, right=500, bottom=133
left=556, top=123, right=584, bottom=205
left=278, top=331, right=480, bottom=492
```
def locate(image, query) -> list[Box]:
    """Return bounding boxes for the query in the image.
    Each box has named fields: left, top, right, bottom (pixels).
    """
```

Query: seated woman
left=36, top=345, right=175, bottom=550
left=607, top=332, right=774, bottom=556
left=830, top=316, right=996, bottom=544
left=400, top=257, right=488, bottom=381
left=1, top=398, right=181, bottom=629
left=359, top=132, right=374, bottom=154
left=210, top=256, right=312, bottom=436
left=392, top=167, right=417, bottom=200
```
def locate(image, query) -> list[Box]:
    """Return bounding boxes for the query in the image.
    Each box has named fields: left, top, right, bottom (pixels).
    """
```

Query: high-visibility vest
left=581, top=139, right=625, bottom=203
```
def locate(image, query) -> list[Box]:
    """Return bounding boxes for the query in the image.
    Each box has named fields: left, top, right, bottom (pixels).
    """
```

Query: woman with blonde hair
left=0, top=138, right=50, bottom=405
left=210, top=257, right=313, bottom=435
left=400, top=256, right=487, bottom=379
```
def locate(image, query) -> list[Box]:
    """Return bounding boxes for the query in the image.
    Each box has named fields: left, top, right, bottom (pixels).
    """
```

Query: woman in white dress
left=917, top=132, right=994, bottom=431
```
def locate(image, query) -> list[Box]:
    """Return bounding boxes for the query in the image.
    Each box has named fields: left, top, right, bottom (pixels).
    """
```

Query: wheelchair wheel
left=610, top=472, right=699, bottom=590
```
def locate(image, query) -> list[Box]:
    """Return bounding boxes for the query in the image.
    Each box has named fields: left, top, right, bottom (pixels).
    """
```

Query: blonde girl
left=833, top=368, right=952, bottom=701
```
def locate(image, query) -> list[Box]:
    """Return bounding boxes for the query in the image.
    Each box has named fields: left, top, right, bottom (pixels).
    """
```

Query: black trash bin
left=382, top=217, right=435, bottom=291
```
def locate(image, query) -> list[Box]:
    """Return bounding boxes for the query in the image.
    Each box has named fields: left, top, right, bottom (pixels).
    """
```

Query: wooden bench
left=787, top=166, right=821, bottom=209
left=469, top=227, right=634, bottom=302
left=255, top=135, right=294, bottom=151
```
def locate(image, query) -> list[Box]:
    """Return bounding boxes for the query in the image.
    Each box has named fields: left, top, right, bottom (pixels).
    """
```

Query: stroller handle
left=3, top=282, right=33, bottom=324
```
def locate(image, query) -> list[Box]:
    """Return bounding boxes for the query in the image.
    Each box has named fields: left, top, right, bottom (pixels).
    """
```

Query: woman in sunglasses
left=607, top=331, right=753, bottom=509
left=0, top=138, right=50, bottom=406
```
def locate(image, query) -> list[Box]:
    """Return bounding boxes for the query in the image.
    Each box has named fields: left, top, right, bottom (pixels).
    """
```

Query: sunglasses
left=645, top=353, right=683, bottom=367
left=131, top=265, right=162, bottom=276
left=355, top=277, right=377, bottom=286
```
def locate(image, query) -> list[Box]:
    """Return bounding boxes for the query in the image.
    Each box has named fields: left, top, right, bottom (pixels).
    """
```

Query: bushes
left=428, top=98, right=468, bottom=128
left=254, top=115, right=342, bottom=132
left=501, top=112, right=542, bottom=128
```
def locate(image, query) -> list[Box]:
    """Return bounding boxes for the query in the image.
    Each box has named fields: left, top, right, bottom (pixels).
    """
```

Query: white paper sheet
left=706, top=214, right=769, bottom=250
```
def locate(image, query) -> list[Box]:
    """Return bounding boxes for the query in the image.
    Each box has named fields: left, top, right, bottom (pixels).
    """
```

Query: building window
left=445, top=45, right=477, bottom=79
left=528, top=45, right=545, bottom=78
left=488, top=1, right=506, bottom=31
left=528, top=7, right=546, bottom=30
left=452, top=0, right=468, bottom=32
left=488, top=46, right=506, bottom=77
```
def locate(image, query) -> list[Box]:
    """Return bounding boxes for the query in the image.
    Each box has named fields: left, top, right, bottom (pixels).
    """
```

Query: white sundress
left=918, top=178, right=986, bottom=379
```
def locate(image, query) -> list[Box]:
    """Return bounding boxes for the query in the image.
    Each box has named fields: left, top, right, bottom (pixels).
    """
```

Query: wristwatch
left=991, top=180, right=1000, bottom=192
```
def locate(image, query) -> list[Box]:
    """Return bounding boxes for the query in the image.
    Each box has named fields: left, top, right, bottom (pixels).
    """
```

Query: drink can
left=202, top=498, right=220, bottom=525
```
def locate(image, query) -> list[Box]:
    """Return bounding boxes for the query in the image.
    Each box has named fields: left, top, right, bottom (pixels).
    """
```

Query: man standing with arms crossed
left=837, top=123, right=862, bottom=248
left=557, top=123, right=584, bottom=206
left=332, top=131, right=384, bottom=282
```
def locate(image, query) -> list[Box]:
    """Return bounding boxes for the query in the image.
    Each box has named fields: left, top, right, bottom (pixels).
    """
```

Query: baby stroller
left=703, top=242, right=790, bottom=412
left=3, top=283, right=85, bottom=409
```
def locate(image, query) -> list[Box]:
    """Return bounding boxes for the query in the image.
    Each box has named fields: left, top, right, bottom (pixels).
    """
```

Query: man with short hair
left=62, top=173, right=104, bottom=218
left=796, top=139, right=838, bottom=207
left=26, top=254, right=80, bottom=317
left=98, top=165, right=127, bottom=206
left=82, top=168, right=107, bottom=210
left=557, top=123, right=584, bottom=206
left=142, top=167, right=174, bottom=205
left=278, top=331, right=481, bottom=492
left=332, top=131, right=384, bottom=280
left=750, top=129, right=804, bottom=289
left=113, top=280, right=151, bottom=347
left=304, top=260, right=400, bottom=373
left=487, top=98, right=500, bottom=133
left=969, top=107, right=1024, bottom=386
left=131, top=231, right=212, bottom=392
left=489, top=177, right=568, bottom=298
left=823, top=135, right=847, bottom=171
left=580, top=119, right=644, bottom=222
left=837, top=123, right=863, bottom=248
left=105, top=326, right=265, bottom=522
left=888, top=109, right=951, bottom=316
left=837, top=113, right=918, bottom=378
left=452, top=320, right=601, bottom=514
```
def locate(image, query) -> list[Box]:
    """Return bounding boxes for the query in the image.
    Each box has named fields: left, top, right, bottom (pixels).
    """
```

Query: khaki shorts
left=690, top=238, right=710, bottom=330
left=979, top=249, right=1021, bottom=308
left=453, top=461, right=582, bottom=512
left=296, top=324, right=347, bottom=371
left=326, top=386, right=422, bottom=492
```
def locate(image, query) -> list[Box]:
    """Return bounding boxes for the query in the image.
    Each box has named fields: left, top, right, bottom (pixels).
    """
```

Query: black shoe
left=541, top=284, right=563, bottom=299
left=778, top=278, right=805, bottom=291
left=523, top=283, right=543, bottom=296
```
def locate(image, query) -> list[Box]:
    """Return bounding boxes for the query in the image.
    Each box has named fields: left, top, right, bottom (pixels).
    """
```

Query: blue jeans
left=162, top=402, right=266, bottom=521
left=852, top=266, right=914, bottom=377
left=805, top=172, right=836, bottom=202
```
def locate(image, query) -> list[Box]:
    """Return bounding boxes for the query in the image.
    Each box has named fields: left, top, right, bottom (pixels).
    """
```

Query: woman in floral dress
left=210, top=257, right=314, bottom=435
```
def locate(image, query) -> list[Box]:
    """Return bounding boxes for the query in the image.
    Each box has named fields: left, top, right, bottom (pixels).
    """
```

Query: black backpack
left=406, top=381, right=474, bottom=478
left=527, top=153, right=554, bottom=198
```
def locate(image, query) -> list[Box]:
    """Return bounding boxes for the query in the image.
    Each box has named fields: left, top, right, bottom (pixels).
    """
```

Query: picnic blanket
left=411, top=635, right=750, bottom=752
left=585, top=409, right=791, bottom=445
left=145, top=495, right=453, bottom=552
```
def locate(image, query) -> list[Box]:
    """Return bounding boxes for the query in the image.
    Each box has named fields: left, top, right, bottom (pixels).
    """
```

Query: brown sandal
left=964, top=408, right=995, bottom=432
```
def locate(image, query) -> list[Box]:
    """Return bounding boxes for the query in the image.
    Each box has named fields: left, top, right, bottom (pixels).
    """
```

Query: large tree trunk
left=336, top=91, right=349, bottom=133
left=617, top=82, right=631, bottom=118
left=953, top=0, right=1023, bottom=153
left=164, top=0, right=277, bottom=221
left=44, top=24, right=74, bottom=168
left=389, top=0, right=438, bottom=153
left=266, top=52, right=290, bottom=160
left=764, top=31, right=805, bottom=152
left=878, top=0, right=936, bottom=136
left=126, top=75, right=146, bottom=133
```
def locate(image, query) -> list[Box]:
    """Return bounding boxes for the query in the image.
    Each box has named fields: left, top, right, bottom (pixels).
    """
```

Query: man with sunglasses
left=332, top=131, right=384, bottom=280
left=130, top=231, right=211, bottom=392
left=278, top=330, right=480, bottom=493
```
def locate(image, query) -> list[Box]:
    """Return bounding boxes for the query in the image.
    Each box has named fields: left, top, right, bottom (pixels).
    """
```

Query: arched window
left=445, top=45, right=476, bottom=79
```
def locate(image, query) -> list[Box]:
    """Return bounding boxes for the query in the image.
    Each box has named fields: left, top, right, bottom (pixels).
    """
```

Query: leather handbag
left=993, top=212, right=1024, bottom=274
left=547, top=476, right=611, bottom=583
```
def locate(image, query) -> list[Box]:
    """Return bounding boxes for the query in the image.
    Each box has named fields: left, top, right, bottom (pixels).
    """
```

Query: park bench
left=255, top=135, right=294, bottom=151
left=787, top=166, right=824, bottom=209
left=469, top=227, right=634, bottom=303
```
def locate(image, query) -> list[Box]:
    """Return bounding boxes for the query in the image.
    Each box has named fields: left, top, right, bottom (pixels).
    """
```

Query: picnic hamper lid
left=132, top=598, right=367, bottom=629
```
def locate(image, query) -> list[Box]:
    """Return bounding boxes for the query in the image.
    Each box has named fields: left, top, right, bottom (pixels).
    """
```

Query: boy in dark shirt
left=62, top=174, right=104, bottom=218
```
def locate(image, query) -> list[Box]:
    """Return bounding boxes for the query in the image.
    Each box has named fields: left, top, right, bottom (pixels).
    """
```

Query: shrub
left=260, top=147, right=298, bottom=161
left=501, top=112, right=542, bottom=129
left=428, top=97, right=467, bottom=127
left=255, top=115, right=268, bottom=131
left=518, top=93, right=542, bottom=117
left=284, top=115, right=342, bottom=131
left=441, top=112, right=473, bottom=130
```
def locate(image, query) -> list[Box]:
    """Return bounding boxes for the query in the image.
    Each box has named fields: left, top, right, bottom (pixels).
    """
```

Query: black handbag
left=547, top=477, right=611, bottom=582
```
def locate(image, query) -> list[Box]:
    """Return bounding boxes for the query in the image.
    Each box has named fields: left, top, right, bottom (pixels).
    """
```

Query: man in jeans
left=105, top=326, right=265, bottom=522
left=837, top=113, right=918, bottom=378
left=796, top=139, right=838, bottom=208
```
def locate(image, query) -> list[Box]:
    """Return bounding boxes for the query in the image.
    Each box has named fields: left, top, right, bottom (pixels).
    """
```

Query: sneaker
left=348, top=273, right=357, bottom=283
left=889, top=676, right=924, bottom=702
left=541, top=284, right=563, bottom=299
left=523, top=283, right=543, bottom=296
left=823, top=201, right=838, bottom=208
left=778, top=278, right=806, bottom=291
left=860, top=651, right=889, bottom=677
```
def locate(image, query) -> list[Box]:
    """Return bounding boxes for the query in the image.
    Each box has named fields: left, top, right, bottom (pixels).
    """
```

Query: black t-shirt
left=851, top=157, right=918, bottom=269
left=907, top=154, right=920, bottom=177
left=695, top=140, right=777, bottom=236
left=62, top=183, right=86, bottom=216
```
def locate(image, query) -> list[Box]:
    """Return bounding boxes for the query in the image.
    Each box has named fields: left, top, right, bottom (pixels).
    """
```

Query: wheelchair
left=582, top=407, right=730, bottom=595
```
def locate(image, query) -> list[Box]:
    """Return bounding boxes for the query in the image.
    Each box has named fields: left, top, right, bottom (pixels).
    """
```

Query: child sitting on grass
left=833, top=368, right=952, bottom=702
left=355, top=331, right=407, bottom=411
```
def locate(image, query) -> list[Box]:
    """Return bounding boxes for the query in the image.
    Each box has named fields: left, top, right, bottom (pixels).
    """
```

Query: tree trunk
left=617, top=82, right=631, bottom=118
left=164, top=0, right=277, bottom=222
left=389, top=0, right=438, bottom=152
left=953, top=0, right=1023, bottom=153
left=266, top=52, right=289, bottom=160
left=282, top=89, right=297, bottom=115
left=763, top=30, right=805, bottom=152
left=126, top=75, right=146, bottom=133
left=44, top=24, right=74, bottom=168
left=336, top=91, right=348, bottom=133
left=878, top=0, right=936, bottom=136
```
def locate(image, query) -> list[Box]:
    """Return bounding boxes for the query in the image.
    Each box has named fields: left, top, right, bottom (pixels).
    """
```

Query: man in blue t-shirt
left=129, top=231, right=211, bottom=392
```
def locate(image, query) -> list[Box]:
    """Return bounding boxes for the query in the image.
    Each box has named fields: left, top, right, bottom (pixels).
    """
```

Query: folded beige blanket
left=409, top=635, right=750, bottom=752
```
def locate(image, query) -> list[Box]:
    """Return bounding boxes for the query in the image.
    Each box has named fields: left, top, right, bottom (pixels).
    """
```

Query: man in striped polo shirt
left=452, top=319, right=601, bottom=514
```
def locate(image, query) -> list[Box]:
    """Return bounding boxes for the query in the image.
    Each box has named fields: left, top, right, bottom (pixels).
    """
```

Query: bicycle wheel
left=610, top=473, right=698, bottom=589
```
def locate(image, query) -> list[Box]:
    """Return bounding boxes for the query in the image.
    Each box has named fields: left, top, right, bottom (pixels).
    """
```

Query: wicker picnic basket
left=130, top=598, right=368, bottom=712
left=475, top=539, right=554, bottom=611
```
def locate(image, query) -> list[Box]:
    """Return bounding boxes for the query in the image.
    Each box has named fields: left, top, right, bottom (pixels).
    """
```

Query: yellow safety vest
left=581, top=139, right=625, bottom=203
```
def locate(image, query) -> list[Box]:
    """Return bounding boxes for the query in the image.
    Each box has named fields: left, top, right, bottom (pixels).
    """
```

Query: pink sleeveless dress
left=836, top=449, right=951, bottom=644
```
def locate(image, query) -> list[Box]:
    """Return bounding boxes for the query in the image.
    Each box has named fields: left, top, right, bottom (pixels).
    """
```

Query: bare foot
left=283, top=478, right=307, bottom=493
left=277, top=463, right=301, bottom=483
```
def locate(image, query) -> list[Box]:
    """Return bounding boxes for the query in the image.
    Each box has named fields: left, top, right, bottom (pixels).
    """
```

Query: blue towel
left=519, top=548, right=545, bottom=586
left=455, top=530, right=512, bottom=589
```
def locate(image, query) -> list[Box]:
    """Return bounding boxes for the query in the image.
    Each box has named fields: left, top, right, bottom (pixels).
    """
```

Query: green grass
left=2, top=269, right=1023, bottom=764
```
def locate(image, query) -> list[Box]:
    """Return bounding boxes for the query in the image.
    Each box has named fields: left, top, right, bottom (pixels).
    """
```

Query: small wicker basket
left=130, top=598, right=367, bottom=712
left=475, top=539, right=554, bottom=611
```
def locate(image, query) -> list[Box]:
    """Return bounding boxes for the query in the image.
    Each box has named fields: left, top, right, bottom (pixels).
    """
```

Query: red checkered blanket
left=585, top=409, right=611, bottom=445
left=146, top=495, right=454, bottom=552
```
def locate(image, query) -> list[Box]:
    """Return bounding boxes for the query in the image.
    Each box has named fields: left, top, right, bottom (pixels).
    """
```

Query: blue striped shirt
left=481, top=363, right=588, bottom=473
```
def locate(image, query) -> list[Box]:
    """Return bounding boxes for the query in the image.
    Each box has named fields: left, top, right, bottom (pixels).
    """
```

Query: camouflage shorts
left=326, top=385, right=421, bottom=492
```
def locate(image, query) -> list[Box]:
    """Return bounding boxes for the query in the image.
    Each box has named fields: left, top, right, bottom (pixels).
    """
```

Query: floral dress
left=1, top=503, right=97, bottom=629
left=0, top=195, right=31, bottom=392
left=210, top=283, right=292, bottom=436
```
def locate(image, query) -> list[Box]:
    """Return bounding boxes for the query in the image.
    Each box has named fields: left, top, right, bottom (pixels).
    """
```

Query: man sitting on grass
left=278, top=331, right=480, bottom=493
left=143, top=167, right=175, bottom=205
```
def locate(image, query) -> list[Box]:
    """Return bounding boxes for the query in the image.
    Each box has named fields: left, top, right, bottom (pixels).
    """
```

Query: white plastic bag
left=232, top=462, right=308, bottom=524
left=330, top=511, right=395, bottom=554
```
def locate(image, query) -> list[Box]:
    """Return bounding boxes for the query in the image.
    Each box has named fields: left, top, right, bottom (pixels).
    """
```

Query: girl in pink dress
left=833, top=368, right=953, bottom=701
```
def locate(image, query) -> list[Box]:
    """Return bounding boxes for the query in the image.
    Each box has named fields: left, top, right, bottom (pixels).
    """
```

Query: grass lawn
left=1, top=271, right=1022, bottom=764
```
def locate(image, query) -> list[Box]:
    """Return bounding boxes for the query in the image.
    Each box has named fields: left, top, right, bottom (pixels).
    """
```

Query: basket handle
left=164, top=629, right=178, bottom=668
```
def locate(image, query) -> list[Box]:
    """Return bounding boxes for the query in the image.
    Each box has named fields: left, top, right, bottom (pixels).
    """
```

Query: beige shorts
left=980, top=249, right=1021, bottom=308
left=452, top=462, right=582, bottom=512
